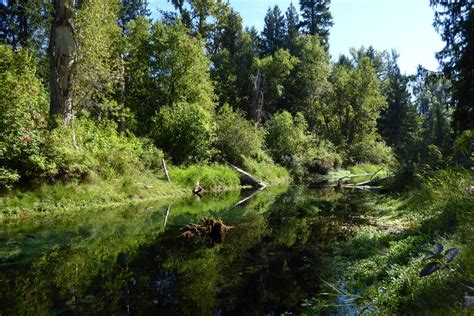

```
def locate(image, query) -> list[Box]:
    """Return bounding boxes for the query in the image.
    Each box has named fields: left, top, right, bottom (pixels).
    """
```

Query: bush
left=0, top=45, right=51, bottom=186
left=265, top=111, right=311, bottom=167
left=305, top=140, right=343, bottom=174
left=152, top=103, right=216, bottom=165
left=48, top=118, right=158, bottom=179
left=347, top=137, right=394, bottom=165
left=265, top=111, right=341, bottom=178
left=215, top=105, right=265, bottom=165
left=453, top=129, right=473, bottom=162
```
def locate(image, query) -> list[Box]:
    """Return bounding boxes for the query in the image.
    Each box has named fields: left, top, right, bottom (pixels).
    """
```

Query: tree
left=74, top=0, right=123, bottom=119
left=285, top=2, right=300, bottom=54
left=378, top=51, right=412, bottom=151
left=209, top=8, right=258, bottom=114
left=49, top=0, right=78, bottom=125
left=125, top=19, right=214, bottom=135
left=119, top=0, right=150, bottom=30
left=299, top=0, right=333, bottom=47
left=169, top=0, right=222, bottom=40
left=431, top=0, right=474, bottom=134
left=255, top=49, right=298, bottom=116
left=260, top=5, right=286, bottom=56
left=0, top=0, right=49, bottom=51
left=412, top=67, right=452, bottom=157
left=284, top=35, right=331, bottom=128
left=329, top=52, right=387, bottom=147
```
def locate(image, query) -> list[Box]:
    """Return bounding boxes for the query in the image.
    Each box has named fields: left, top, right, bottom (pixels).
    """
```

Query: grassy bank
left=304, top=168, right=473, bottom=314
left=0, top=162, right=290, bottom=224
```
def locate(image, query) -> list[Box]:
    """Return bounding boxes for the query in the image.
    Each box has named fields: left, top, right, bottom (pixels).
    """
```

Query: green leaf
left=419, top=262, right=442, bottom=277
left=422, top=251, right=436, bottom=260
left=433, top=243, right=443, bottom=255
left=444, top=248, right=459, bottom=263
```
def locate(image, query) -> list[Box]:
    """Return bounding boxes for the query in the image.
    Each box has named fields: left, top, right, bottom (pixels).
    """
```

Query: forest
left=0, top=0, right=473, bottom=314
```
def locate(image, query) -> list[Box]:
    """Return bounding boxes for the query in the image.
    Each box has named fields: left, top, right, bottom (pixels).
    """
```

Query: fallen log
left=355, top=176, right=391, bottom=186
left=224, top=160, right=267, bottom=189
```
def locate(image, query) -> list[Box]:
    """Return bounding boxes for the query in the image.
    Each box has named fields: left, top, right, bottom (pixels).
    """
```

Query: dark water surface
left=0, top=186, right=373, bottom=315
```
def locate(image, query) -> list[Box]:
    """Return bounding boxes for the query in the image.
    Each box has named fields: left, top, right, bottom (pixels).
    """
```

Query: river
left=0, top=186, right=375, bottom=315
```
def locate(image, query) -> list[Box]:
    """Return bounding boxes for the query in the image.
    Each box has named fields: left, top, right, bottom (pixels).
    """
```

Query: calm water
left=0, top=186, right=373, bottom=315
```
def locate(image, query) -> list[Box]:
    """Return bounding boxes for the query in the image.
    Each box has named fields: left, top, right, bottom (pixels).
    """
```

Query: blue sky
left=149, top=0, right=444, bottom=74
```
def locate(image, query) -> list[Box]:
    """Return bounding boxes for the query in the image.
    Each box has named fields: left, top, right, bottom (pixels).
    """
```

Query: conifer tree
left=260, top=5, right=286, bottom=56
left=299, top=0, right=333, bottom=47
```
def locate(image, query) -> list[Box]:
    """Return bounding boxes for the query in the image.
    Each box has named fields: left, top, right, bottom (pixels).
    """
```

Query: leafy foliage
left=48, top=118, right=159, bottom=179
left=152, top=103, right=216, bottom=165
left=75, top=0, right=123, bottom=116
left=215, top=105, right=265, bottom=165
left=0, top=45, right=50, bottom=186
left=126, top=18, right=214, bottom=134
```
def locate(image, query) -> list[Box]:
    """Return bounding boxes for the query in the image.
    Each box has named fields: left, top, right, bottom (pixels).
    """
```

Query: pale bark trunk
left=49, top=0, right=77, bottom=126
left=250, top=70, right=265, bottom=122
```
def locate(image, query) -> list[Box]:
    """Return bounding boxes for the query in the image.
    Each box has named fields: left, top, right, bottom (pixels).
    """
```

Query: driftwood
left=355, top=176, right=391, bottom=186
left=181, top=218, right=233, bottom=247
left=331, top=171, right=391, bottom=191
left=224, top=160, right=267, bottom=189
left=162, top=158, right=170, bottom=182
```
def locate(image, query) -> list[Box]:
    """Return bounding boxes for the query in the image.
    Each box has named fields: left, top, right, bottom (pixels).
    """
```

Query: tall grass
left=242, top=156, right=291, bottom=185
left=169, top=164, right=240, bottom=191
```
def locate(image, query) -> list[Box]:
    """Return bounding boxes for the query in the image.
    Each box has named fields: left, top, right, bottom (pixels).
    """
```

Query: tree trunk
left=49, top=0, right=77, bottom=126
left=250, top=70, right=265, bottom=122
left=224, top=160, right=267, bottom=189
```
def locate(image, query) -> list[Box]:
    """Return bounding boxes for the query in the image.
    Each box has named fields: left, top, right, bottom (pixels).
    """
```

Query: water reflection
left=0, top=186, right=372, bottom=315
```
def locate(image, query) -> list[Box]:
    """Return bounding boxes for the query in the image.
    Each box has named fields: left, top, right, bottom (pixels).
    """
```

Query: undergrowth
left=304, top=167, right=473, bottom=314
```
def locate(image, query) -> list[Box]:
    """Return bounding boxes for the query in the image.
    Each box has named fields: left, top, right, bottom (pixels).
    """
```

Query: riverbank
left=0, top=162, right=290, bottom=223
left=303, top=167, right=473, bottom=314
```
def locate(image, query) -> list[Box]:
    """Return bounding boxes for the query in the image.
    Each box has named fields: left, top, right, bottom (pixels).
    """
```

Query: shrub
left=453, top=129, right=473, bottom=161
left=0, top=45, right=51, bottom=186
left=265, top=111, right=341, bottom=178
left=346, top=137, right=394, bottom=165
left=47, top=118, right=157, bottom=179
left=152, top=103, right=216, bottom=165
left=265, top=111, right=312, bottom=167
left=215, top=105, right=265, bottom=165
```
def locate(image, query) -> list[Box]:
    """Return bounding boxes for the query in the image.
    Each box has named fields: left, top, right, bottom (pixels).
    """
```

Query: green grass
left=169, top=164, right=241, bottom=191
left=304, top=167, right=473, bottom=315
left=0, top=162, right=291, bottom=223
left=242, top=156, right=291, bottom=186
